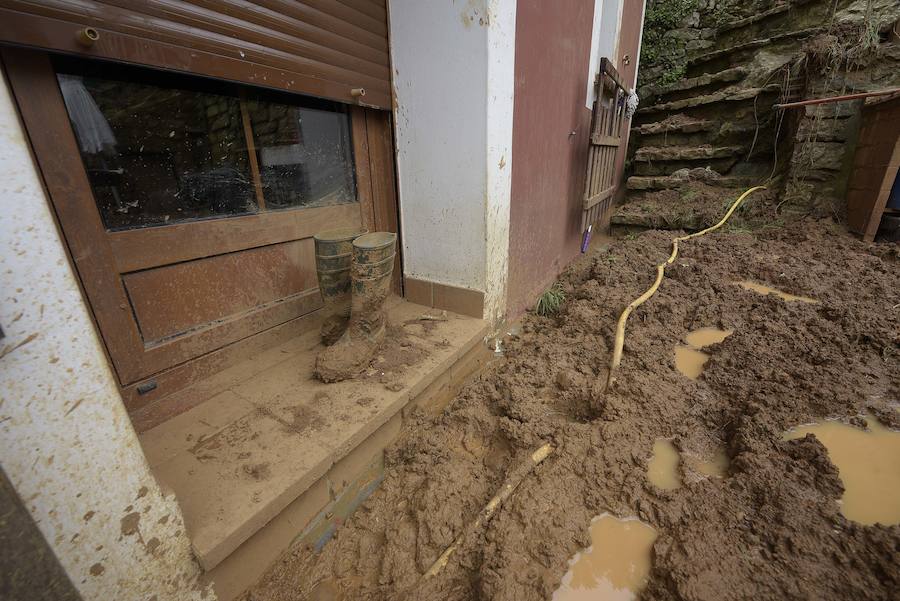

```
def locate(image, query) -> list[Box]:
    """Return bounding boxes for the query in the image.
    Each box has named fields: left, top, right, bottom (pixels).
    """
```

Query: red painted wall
left=507, top=0, right=595, bottom=319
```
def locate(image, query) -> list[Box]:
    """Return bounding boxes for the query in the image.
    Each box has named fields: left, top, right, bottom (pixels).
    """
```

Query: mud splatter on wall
left=0, top=70, right=212, bottom=601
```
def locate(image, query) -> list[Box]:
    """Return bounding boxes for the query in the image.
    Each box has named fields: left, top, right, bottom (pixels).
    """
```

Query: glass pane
left=56, top=68, right=256, bottom=230
left=246, top=97, right=356, bottom=210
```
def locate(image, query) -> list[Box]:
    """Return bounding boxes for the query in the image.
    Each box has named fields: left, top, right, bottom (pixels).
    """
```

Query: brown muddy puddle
left=784, top=414, right=900, bottom=525
left=647, top=439, right=681, bottom=490
left=648, top=439, right=729, bottom=489
left=737, top=280, right=817, bottom=304
left=552, top=514, right=657, bottom=601
left=674, top=327, right=733, bottom=379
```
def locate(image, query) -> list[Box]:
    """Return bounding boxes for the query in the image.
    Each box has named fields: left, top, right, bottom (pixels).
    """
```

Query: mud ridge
left=246, top=216, right=899, bottom=601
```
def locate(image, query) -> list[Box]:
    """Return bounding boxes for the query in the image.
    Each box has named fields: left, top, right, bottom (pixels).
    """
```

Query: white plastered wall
left=389, top=0, right=515, bottom=326
left=0, top=70, right=212, bottom=601
left=585, top=0, right=625, bottom=107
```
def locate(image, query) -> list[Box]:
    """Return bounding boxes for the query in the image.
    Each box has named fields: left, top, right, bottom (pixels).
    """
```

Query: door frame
left=2, top=46, right=400, bottom=411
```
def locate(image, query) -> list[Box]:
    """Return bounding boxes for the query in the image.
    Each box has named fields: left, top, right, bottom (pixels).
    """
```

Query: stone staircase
left=617, top=0, right=834, bottom=228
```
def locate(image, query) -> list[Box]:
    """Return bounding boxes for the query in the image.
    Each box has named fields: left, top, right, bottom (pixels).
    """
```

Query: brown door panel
left=109, top=202, right=361, bottom=273
left=3, top=47, right=373, bottom=386
left=133, top=287, right=322, bottom=375
left=123, top=238, right=317, bottom=344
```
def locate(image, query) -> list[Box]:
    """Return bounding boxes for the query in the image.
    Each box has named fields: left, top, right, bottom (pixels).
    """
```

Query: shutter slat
left=0, top=0, right=392, bottom=107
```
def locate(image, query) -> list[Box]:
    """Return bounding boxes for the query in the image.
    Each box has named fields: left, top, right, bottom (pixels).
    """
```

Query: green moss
left=639, top=0, right=699, bottom=86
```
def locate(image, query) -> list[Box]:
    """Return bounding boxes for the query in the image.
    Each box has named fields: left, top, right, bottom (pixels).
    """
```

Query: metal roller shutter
left=0, top=0, right=392, bottom=108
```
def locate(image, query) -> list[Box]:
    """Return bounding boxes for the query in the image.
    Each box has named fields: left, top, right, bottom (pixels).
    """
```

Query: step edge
left=189, top=319, right=490, bottom=571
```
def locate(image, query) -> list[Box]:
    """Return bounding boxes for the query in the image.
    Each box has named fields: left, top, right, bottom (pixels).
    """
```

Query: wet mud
left=245, top=218, right=899, bottom=601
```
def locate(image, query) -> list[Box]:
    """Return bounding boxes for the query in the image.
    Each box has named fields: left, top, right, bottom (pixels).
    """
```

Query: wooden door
left=609, top=0, right=647, bottom=205
left=3, top=47, right=397, bottom=410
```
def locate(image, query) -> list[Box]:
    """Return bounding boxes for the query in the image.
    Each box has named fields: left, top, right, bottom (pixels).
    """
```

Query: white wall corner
left=0, top=71, right=211, bottom=601
left=483, top=0, right=516, bottom=327
left=585, top=0, right=604, bottom=108
left=389, top=0, right=488, bottom=292
left=586, top=0, right=626, bottom=107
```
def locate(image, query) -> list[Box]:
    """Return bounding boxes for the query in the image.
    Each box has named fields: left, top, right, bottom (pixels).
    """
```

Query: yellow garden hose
left=604, top=186, right=767, bottom=390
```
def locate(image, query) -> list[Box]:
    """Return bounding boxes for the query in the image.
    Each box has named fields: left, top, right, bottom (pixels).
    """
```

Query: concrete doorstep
left=138, top=298, right=490, bottom=600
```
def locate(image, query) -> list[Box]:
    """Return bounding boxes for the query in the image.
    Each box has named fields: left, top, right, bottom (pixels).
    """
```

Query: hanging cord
left=604, top=186, right=767, bottom=391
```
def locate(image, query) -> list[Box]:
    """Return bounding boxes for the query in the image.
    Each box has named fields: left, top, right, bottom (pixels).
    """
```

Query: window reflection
left=58, top=70, right=256, bottom=230
left=55, top=59, right=359, bottom=232
left=246, top=98, right=356, bottom=210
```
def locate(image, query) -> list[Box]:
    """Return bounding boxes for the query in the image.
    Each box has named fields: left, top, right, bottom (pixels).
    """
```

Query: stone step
left=716, top=3, right=792, bottom=34
left=713, top=0, right=823, bottom=52
left=626, top=173, right=758, bottom=191
left=636, top=84, right=782, bottom=115
left=611, top=209, right=711, bottom=231
left=633, top=145, right=744, bottom=163
left=687, top=27, right=824, bottom=71
left=633, top=115, right=718, bottom=136
left=639, top=67, right=747, bottom=100
left=633, top=116, right=770, bottom=143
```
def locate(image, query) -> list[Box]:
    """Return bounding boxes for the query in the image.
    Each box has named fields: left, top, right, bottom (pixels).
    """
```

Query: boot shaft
left=314, top=231, right=397, bottom=383
left=314, top=228, right=367, bottom=345
left=349, top=232, right=397, bottom=336
left=313, top=227, right=367, bottom=305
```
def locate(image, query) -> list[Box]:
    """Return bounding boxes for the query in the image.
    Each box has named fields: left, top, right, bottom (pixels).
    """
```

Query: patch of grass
left=535, top=283, right=566, bottom=317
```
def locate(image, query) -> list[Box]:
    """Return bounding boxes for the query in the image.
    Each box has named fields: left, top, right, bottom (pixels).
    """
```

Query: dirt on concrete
left=244, top=215, right=899, bottom=601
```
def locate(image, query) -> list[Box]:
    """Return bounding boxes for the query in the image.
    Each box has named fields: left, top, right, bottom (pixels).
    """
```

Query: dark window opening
left=53, top=57, right=357, bottom=231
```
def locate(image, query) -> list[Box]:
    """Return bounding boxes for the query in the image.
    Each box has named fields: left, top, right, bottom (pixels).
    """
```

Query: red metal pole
left=774, top=88, right=900, bottom=110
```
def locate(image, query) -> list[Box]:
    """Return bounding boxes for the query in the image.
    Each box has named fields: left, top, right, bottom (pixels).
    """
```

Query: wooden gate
left=582, top=57, right=628, bottom=231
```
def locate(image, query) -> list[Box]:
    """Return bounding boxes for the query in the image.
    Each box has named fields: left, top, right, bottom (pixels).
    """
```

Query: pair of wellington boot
left=312, top=228, right=397, bottom=383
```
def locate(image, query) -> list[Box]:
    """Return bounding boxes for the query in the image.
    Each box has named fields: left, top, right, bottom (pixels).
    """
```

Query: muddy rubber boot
left=314, top=228, right=366, bottom=346
left=315, top=232, right=397, bottom=382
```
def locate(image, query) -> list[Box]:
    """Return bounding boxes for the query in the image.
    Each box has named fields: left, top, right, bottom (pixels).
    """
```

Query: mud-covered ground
left=245, top=212, right=900, bottom=601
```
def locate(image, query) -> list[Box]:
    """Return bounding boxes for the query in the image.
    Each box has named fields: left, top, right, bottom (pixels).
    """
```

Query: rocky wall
left=782, top=1, right=900, bottom=215
left=631, top=0, right=900, bottom=218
